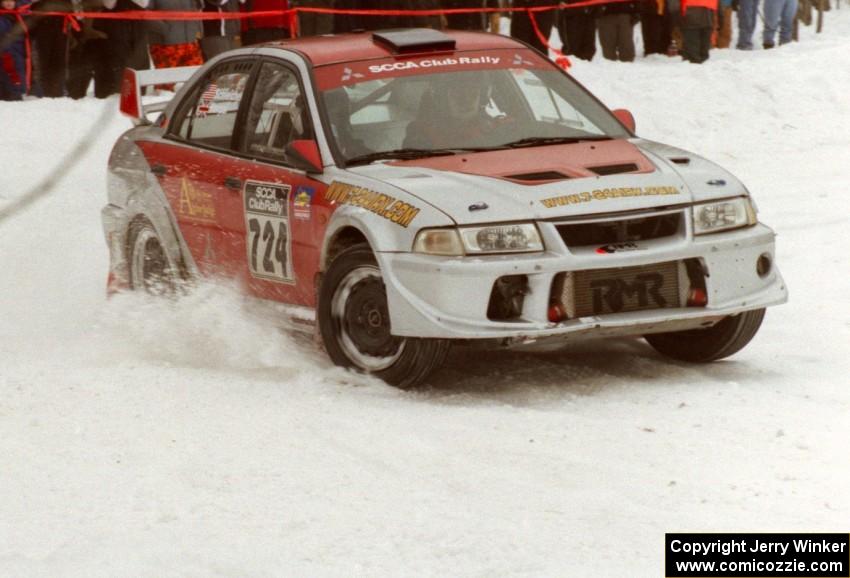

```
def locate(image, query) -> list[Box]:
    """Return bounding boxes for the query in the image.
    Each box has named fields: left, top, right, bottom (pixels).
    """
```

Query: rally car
left=102, top=28, right=788, bottom=387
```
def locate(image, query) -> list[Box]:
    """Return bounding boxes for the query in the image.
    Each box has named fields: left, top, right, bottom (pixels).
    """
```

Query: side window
left=242, top=62, right=312, bottom=163
left=175, top=60, right=253, bottom=150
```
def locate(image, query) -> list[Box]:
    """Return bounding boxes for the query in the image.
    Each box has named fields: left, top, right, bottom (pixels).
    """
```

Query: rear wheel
left=318, top=244, right=450, bottom=388
left=644, top=308, right=766, bottom=362
left=127, top=219, right=175, bottom=295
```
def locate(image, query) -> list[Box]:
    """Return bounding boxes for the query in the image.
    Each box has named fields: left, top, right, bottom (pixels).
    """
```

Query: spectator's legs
left=778, top=0, right=798, bottom=44
left=680, top=26, right=699, bottom=61
left=736, top=0, right=758, bottom=49
left=32, top=17, right=68, bottom=97
left=0, top=64, right=22, bottom=101
left=91, top=39, right=115, bottom=99
left=575, top=14, right=598, bottom=60
left=3, top=48, right=27, bottom=99
left=510, top=1, right=557, bottom=55
left=699, top=24, right=712, bottom=61
left=616, top=13, right=636, bottom=61
left=66, top=38, right=94, bottom=99
left=716, top=6, right=732, bottom=48
left=762, top=0, right=781, bottom=46
left=597, top=14, right=619, bottom=60
left=641, top=3, right=667, bottom=55
left=557, top=10, right=571, bottom=53
left=560, top=12, right=597, bottom=60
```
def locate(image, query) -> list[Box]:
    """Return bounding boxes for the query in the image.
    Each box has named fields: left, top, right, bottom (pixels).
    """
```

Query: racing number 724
left=248, top=217, right=289, bottom=280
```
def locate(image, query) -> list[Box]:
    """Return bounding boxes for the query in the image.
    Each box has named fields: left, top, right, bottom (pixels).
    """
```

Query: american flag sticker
left=196, top=82, right=217, bottom=117
left=202, top=82, right=218, bottom=101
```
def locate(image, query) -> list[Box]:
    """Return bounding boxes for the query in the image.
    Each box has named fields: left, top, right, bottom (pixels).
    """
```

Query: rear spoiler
left=119, top=66, right=201, bottom=125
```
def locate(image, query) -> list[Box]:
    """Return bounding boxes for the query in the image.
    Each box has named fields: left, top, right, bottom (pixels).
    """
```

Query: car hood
left=346, top=139, right=746, bottom=225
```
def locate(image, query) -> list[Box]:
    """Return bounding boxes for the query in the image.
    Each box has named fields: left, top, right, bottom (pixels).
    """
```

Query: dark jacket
left=148, top=0, right=203, bottom=44
left=203, top=0, right=241, bottom=37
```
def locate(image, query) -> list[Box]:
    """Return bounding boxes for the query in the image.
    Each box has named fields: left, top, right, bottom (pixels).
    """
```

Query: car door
left=227, top=59, right=328, bottom=308
left=139, top=58, right=256, bottom=279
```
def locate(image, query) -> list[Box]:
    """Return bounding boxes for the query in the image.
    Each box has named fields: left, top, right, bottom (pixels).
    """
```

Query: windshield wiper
left=345, top=148, right=465, bottom=166
left=499, top=135, right=614, bottom=149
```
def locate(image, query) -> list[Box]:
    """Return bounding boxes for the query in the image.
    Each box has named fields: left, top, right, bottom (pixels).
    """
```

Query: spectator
left=241, top=0, right=289, bottom=44
left=333, top=0, right=442, bottom=33
left=510, top=0, right=557, bottom=55
left=640, top=0, right=671, bottom=55
left=66, top=4, right=110, bottom=99
left=97, top=0, right=151, bottom=88
left=148, top=0, right=204, bottom=70
left=201, top=0, right=243, bottom=58
left=680, top=0, right=716, bottom=62
left=292, top=0, right=334, bottom=37
left=442, top=0, right=501, bottom=32
left=1, top=0, right=28, bottom=100
left=736, top=0, right=759, bottom=49
left=29, top=0, right=72, bottom=97
left=558, top=0, right=597, bottom=60
left=762, top=0, right=797, bottom=48
left=595, top=0, right=640, bottom=62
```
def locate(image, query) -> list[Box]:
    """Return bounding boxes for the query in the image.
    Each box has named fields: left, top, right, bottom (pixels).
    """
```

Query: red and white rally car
left=103, top=29, right=787, bottom=387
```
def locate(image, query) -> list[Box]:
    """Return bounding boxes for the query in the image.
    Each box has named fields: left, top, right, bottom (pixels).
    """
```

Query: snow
left=2, top=13, right=850, bottom=576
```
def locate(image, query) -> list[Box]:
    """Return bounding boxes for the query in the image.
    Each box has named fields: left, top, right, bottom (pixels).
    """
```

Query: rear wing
left=120, top=66, right=201, bottom=125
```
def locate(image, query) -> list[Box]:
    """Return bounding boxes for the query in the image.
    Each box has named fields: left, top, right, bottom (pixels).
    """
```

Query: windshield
left=318, top=52, right=630, bottom=165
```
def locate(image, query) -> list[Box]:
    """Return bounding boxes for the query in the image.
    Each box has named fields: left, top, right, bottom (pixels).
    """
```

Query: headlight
left=414, top=223, right=544, bottom=256
left=693, top=197, right=757, bottom=235
left=412, top=229, right=464, bottom=256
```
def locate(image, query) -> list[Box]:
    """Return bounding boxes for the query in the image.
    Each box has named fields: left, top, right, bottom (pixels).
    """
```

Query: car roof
left=258, top=29, right=527, bottom=67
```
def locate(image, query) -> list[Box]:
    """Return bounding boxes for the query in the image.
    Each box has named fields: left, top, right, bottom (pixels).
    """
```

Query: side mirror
left=612, top=109, right=636, bottom=133
left=286, top=139, right=323, bottom=174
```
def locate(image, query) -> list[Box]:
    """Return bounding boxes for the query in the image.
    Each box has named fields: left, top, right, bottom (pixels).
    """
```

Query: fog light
left=756, top=253, right=772, bottom=278
left=687, top=288, right=708, bottom=307
left=548, top=303, right=567, bottom=323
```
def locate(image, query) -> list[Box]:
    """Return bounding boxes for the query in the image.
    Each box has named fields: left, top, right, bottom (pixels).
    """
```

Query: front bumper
left=378, top=222, right=788, bottom=341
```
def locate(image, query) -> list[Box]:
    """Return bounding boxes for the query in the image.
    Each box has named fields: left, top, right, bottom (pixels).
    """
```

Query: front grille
left=557, top=212, right=681, bottom=248
left=555, top=261, right=681, bottom=318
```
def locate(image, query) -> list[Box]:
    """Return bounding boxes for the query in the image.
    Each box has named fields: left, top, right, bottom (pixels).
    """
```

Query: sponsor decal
left=540, top=186, right=680, bottom=209
left=243, top=181, right=293, bottom=284
left=178, top=178, right=216, bottom=222
left=591, top=273, right=667, bottom=314
left=324, top=182, right=420, bottom=228
left=341, top=67, right=365, bottom=82
left=367, top=56, right=501, bottom=75
left=293, top=186, right=314, bottom=221
left=596, top=242, right=645, bottom=254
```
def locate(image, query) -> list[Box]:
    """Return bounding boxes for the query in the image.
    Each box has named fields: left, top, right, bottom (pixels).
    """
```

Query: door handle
left=225, top=176, right=243, bottom=191
left=151, top=163, right=167, bottom=176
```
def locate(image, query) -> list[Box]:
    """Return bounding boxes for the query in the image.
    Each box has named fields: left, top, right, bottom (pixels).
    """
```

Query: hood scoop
left=587, top=163, right=640, bottom=176
left=504, top=170, right=571, bottom=183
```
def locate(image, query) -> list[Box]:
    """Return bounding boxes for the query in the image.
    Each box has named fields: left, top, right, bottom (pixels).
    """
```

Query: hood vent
left=587, top=163, right=639, bottom=176
left=505, top=171, right=571, bottom=182
left=670, top=157, right=691, bottom=165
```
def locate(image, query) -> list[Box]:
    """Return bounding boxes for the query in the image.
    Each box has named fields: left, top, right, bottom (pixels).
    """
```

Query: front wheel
left=644, top=308, right=766, bottom=363
left=318, top=244, right=450, bottom=388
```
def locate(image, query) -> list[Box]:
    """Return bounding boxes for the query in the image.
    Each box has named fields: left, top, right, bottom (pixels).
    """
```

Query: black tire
left=127, top=218, right=176, bottom=295
left=318, top=243, right=450, bottom=388
left=644, top=308, right=766, bottom=363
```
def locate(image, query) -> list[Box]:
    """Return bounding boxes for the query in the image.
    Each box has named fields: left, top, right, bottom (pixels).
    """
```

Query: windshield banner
left=315, top=49, right=549, bottom=91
